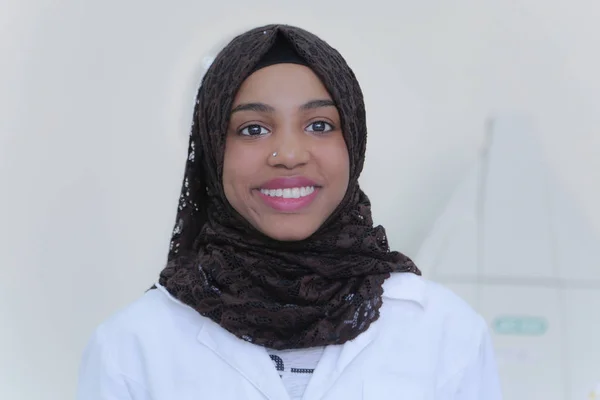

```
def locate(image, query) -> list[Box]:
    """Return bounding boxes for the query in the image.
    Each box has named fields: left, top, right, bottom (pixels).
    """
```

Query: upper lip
left=259, top=176, right=319, bottom=190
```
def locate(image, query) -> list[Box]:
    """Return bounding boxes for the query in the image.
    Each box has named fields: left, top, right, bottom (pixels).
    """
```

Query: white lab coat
left=77, top=273, right=502, bottom=399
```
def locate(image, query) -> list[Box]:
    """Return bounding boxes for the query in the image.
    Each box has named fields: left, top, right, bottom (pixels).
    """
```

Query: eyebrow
left=231, top=99, right=336, bottom=114
left=231, top=102, right=275, bottom=114
left=300, top=99, right=336, bottom=110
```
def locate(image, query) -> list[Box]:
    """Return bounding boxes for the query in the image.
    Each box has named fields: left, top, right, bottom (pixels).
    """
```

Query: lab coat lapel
left=196, top=320, right=290, bottom=400
left=302, top=321, right=379, bottom=400
left=303, top=273, right=426, bottom=399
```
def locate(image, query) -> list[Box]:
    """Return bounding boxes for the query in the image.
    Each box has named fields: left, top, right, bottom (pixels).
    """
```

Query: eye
left=239, top=124, right=270, bottom=136
left=305, top=121, right=334, bottom=133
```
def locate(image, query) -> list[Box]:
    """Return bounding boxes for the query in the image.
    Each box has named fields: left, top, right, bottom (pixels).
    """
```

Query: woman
left=77, top=24, right=502, bottom=399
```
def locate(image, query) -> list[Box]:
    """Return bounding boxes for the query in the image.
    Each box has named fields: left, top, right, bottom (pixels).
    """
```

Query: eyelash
left=305, top=121, right=334, bottom=133
left=238, top=121, right=335, bottom=137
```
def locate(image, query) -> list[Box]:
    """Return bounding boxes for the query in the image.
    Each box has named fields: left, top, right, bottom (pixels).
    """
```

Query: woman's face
left=223, top=63, right=350, bottom=241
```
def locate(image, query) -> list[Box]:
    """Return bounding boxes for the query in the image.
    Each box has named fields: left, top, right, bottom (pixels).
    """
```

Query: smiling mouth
left=259, top=186, right=316, bottom=199
left=256, top=186, right=320, bottom=212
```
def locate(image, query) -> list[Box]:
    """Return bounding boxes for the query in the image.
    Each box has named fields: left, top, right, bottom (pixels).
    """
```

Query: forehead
left=232, top=64, right=332, bottom=106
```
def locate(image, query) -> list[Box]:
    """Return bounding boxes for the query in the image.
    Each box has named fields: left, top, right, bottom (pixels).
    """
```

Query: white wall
left=1, top=1, right=598, bottom=398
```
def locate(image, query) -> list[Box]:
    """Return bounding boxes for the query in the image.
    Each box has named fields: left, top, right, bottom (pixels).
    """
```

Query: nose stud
left=272, top=151, right=278, bottom=157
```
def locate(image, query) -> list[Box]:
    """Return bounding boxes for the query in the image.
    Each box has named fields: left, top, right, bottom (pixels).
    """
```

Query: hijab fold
left=158, top=24, right=420, bottom=350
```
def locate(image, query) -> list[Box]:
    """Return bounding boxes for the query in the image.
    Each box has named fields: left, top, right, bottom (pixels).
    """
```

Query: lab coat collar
left=154, top=272, right=425, bottom=400
left=382, top=272, right=427, bottom=308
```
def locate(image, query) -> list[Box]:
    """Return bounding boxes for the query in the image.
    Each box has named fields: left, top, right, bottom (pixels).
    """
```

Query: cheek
left=334, top=150, right=351, bottom=195
left=317, top=139, right=350, bottom=196
left=222, top=144, right=236, bottom=192
left=222, top=141, right=260, bottom=201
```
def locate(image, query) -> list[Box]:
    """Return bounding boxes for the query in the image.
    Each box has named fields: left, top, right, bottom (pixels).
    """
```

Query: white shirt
left=267, top=347, right=325, bottom=399
left=76, top=272, right=502, bottom=399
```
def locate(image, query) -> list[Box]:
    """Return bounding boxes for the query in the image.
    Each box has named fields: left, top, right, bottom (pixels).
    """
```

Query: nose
left=267, top=126, right=310, bottom=169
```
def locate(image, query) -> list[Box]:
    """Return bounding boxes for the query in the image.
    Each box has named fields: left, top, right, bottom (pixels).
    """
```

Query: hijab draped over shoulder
left=159, top=24, right=420, bottom=350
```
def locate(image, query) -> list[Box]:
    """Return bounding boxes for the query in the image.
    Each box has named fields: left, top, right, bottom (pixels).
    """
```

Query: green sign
left=492, top=316, right=548, bottom=336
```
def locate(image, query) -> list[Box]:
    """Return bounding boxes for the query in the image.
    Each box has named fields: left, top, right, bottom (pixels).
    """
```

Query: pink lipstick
left=257, top=176, right=320, bottom=212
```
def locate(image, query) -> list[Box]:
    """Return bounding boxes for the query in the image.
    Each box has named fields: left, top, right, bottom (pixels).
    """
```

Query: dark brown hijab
left=158, top=24, right=420, bottom=350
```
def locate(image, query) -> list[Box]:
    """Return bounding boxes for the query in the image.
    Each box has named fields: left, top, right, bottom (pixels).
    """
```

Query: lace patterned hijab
left=158, top=24, right=421, bottom=350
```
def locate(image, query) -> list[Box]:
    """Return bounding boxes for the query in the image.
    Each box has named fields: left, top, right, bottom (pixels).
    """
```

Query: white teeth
left=260, top=186, right=315, bottom=198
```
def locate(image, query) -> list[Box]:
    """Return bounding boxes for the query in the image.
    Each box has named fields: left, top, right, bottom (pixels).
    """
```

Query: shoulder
left=383, top=272, right=485, bottom=331
left=77, top=287, right=205, bottom=398
left=93, top=285, right=205, bottom=343
left=81, top=286, right=203, bottom=373
left=94, top=287, right=187, bottom=337
left=380, top=273, right=491, bottom=386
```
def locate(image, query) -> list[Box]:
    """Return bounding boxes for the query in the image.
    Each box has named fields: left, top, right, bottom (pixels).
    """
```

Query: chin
left=257, top=218, right=319, bottom=242
left=262, top=228, right=314, bottom=242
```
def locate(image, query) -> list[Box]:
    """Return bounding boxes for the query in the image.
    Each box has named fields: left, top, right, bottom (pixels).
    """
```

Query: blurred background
left=1, top=0, right=598, bottom=399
